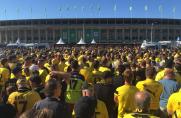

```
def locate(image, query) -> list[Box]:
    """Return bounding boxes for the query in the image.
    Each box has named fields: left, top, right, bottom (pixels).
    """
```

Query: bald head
left=135, top=91, right=151, bottom=113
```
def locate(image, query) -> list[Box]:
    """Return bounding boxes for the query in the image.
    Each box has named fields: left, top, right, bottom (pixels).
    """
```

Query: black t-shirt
left=34, top=86, right=45, bottom=99
left=94, top=83, right=115, bottom=118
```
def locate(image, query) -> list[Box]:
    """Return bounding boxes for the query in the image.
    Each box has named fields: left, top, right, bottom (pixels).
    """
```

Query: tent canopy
left=91, top=39, right=96, bottom=44
left=16, top=38, right=21, bottom=44
left=77, top=38, right=86, bottom=44
left=56, top=38, right=65, bottom=44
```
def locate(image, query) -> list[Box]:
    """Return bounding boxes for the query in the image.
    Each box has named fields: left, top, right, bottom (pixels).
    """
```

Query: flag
left=17, top=8, right=20, bottom=13
left=158, top=5, right=163, bottom=12
left=66, top=6, right=70, bottom=11
left=144, top=5, right=148, bottom=11
left=89, top=4, right=93, bottom=10
left=97, top=5, right=101, bottom=12
left=30, top=8, right=32, bottom=13
left=4, top=8, right=6, bottom=14
left=44, top=8, right=47, bottom=18
left=4, top=9, right=7, bottom=19
left=81, top=6, right=85, bottom=11
left=59, top=7, right=62, bottom=12
left=172, top=7, right=176, bottom=13
left=113, top=4, right=117, bottom=12
left=129, top=6, right=133, bottom=11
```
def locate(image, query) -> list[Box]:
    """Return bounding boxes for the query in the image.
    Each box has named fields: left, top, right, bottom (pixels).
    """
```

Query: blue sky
left=0, top=0, right=180, bottom=20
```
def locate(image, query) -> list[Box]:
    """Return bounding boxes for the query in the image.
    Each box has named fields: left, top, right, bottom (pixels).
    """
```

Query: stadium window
left=93, top=20, right=99, bottom=24
left=33, top=20, right=39, bottom=25
left=54, top=20, right=62, bottom=25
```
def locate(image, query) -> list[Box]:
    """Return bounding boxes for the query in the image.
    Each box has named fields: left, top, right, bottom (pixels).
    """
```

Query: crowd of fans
left=0, top=46, right=181, bottom=118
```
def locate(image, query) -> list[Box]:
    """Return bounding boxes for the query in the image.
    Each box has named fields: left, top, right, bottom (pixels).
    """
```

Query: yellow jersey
left=8, top=90, right=41, bottom=114
left=115, top=85, right=139, bottom=118
left=95, top=99, right=109, bottom=118
left=167, top=89, right=181, bottom=118
left=136, top=78, right=163, bottom=110
left=72, top=99, right=109, bottom=118
left=0, top=67, right=10, bottom=86
left=123, top=112, right=159, bottom=118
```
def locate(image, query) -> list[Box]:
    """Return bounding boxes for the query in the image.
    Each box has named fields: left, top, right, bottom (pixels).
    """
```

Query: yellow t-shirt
left=99, top=66, right=111, bottom=72
left=39, top=68, right=49, bottom=83
left=8, top=90, right=41, bottom=115
left=167, top=89, right=181, bottom=118
left=79, top=67, right=92, bottom=83
left=58, top=62, right=66, bottom=72
left=136, top=78, right=163, bottom=110
left=91, top=69, right=103, bottom=83
left=155, top=69, right=165, bottom=81
left=0, top=67, right=10, bottom=85
left=115, top=85, right=139, bottom=118
left=44, top=63, right=51, bottom=71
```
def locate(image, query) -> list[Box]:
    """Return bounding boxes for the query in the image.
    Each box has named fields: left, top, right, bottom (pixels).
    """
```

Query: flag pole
left=114, top=4, right=117, bottom=41
left=145, top=5, right=148, bottom=41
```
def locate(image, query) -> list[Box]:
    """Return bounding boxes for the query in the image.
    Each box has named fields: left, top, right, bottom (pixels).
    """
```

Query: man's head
left=16, top=79, right=29, bottom=90
left=135, top=91, right=151, bottom=113
left=123, top=69, right=133, bottom=84
left=12, top=66, right=22, bottom=78
left=74, top=96, right=97, bottom=118
left=38, top=59, right=45, bottom=68
left=145, top=67, right=156, bottom=79
left=0, top=58, right=8, bottom=67
left=164, top=59, right=173, bottom=69
left=24, top=56, right=32, bottom=67
left=82, top=82, right=94, bottom=97
left=44, top=79, right=61, bottom=98
left=29, top=75, right=42, bottom=88
left=164, top=69, right=175, bottom=79
left=70, top=60, right=79, bottom=71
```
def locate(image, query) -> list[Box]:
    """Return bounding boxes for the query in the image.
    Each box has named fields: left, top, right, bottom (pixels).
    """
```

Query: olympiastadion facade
left=0, top=18, right=181, bottom=44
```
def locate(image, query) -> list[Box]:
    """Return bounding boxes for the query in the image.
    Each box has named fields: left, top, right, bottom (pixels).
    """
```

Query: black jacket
left=33, top=97, right=71, bottom=118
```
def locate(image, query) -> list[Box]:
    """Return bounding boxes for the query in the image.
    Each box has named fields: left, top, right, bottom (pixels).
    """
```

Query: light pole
left=150, top=22, right=157, bottom=43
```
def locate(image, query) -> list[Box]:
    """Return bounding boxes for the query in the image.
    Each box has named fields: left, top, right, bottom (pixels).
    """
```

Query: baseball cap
left=29, top=65, right=39, bottom=72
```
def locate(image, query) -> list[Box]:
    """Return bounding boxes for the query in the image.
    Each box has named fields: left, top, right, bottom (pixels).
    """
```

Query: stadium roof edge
left=0, top=18, right=181, bottom=22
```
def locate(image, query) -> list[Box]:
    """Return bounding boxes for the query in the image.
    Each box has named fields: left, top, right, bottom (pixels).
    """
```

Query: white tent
left=91, top=39, right=96, bottom=44
left=16, top=38, right=21, bottom=44
left=56, top=38, right=65, bottom=44
left=177, top=36, right=180, bottom=41
left=77, top=38, right=86, bottom=44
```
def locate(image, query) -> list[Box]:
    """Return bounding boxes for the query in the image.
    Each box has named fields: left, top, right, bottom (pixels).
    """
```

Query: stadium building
left=0, top=18, right=181, bottom=44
